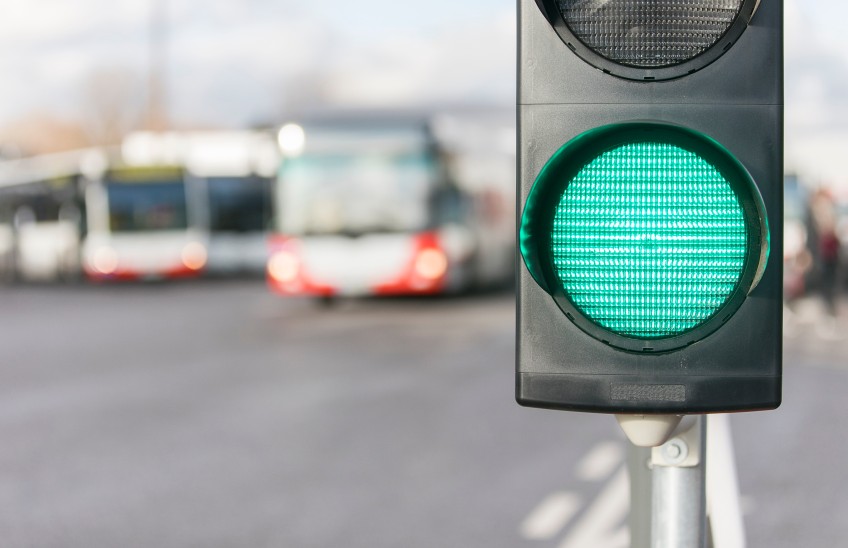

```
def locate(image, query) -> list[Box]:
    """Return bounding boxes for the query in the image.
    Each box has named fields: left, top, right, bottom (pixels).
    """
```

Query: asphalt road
left=0, top=281, right=846, bottom=547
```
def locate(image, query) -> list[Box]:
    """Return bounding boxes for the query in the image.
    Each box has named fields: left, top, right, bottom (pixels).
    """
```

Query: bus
left=123, top=131, right=278, bottom=276
left=81, top=165, right=208, bottom=281
left=0, top=150, right=92, bottom=282
left=267, top=111, right=515, bottom=299
left=198, top=172, right=273, bottom=275
left=0, top=177, right=83, bottom=283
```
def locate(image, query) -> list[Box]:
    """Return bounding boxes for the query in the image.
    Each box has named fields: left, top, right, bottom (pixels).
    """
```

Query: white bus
left=82, top=165, right=208, bottom=281
left=122, top=131, right=279, bottom=276
left=267, top=112, right=515, bottom=299
left=0, top=177, right=82, bottom=282
left=0, top=151, right=92, bottom=283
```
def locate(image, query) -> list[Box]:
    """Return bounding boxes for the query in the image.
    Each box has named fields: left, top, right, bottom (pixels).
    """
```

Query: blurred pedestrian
left=809, top=189, right=841, bottom=335
left=818, top=226, right=840, bottom=316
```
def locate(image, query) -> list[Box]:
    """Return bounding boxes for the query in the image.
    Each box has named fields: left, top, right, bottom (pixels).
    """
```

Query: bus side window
left=433, top=185, right=468, bottom=225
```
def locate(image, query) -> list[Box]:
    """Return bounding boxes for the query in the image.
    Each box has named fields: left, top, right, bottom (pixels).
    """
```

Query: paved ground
left=0, top=282, right=846, bottom=547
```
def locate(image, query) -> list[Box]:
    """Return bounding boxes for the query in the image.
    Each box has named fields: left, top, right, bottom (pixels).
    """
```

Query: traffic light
left=517, top=0, right=782, bottom=414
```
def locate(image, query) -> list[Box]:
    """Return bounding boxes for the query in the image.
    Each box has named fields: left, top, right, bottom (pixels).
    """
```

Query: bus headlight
left=181, top=242, right=207, bottom=271
left=268, top=250, right=300, bottom=283
left=91, top=246, right=118, bottom=275
left=414, top=248, right=448, bottom=281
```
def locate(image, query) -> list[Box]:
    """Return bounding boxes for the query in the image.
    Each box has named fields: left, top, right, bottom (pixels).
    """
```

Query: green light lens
left=551, top=142, right=747, bottom=339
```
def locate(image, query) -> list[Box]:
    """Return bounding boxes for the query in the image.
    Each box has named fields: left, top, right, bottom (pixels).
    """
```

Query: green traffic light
left=551, top=142, right=746, bottom=338
left=520, top=123, right=768, bottom=351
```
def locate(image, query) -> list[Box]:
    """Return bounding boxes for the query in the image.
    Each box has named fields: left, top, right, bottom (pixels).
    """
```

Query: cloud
left=1, top=0, right=147, bottom=47
left=164, top=12, right=336, bottom=125
left=784, top=0, right=848, bottom=186
left=0, top=0, right=150, bottom=124
left=0, top=0, right=515, bottom=129
left=162, top=4, right=516, bottom=122
left=322, top=9, right=516, bottom=107
left=785, top=0, right=848, bottom=133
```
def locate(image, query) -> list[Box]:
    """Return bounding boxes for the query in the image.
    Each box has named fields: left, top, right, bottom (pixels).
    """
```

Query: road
left=0, top=281, right=846, bottom=547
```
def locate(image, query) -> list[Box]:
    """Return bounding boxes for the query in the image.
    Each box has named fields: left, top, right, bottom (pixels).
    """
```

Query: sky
left=2, top=0, right=848, bottom=187
left=784, top=0, right=848, bottom=189
left=0, top=0, right=515, bottom=129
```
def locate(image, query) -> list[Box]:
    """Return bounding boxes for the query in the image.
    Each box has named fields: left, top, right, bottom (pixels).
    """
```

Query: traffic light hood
left=537, top=0, right=760, bottom=81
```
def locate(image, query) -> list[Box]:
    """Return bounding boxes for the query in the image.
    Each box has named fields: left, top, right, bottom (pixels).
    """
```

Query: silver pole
left=628, top=444, right=652, bottom=548
left=621, top=415, right=710, bottom=547
left=650, top=416, right=707, bottom=548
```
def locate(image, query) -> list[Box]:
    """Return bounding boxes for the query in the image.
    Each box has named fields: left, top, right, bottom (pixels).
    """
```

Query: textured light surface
left=551, top=142, right=746, bottom=338
left=557, top=0, right=744, bottom=68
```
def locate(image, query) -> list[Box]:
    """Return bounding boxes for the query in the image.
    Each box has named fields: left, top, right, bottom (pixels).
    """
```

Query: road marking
left=706, top=414, right=747, bottom=548
left=575, top=440, right=623, bottom=482
left=558, top=467, right=630, bottom=548
left=520, top=492, right=582, bottom=541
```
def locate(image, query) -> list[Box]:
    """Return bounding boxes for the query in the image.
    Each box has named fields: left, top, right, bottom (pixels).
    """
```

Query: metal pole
left=650, top=416, right=707, bottom=548
left=628, top=444, right=652, bottom=548
left=621, top=416, right=710, bottom=547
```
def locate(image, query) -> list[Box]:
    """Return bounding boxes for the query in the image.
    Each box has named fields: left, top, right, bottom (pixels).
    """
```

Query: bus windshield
left=106, top=181, right=188, bottom=232
left=278, top=152, right=436, bottom=236
left=207, top=175, right=272, bottom=233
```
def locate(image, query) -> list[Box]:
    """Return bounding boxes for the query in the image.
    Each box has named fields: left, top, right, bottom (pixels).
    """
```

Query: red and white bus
left=82, top=165, right=208, bottom=281
left=267, top=112, right=515, bottom=300
left=82, top=130, right=280, bottom=282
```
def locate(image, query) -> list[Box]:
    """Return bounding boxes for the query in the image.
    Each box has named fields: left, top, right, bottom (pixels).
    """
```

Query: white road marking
left=520, top=492, right=582, bottom=541
left=706, top=414, right=747, bottom=548
left=558, top=467, right=630, bottom=548
left=575, top=440, right=624, bottom=482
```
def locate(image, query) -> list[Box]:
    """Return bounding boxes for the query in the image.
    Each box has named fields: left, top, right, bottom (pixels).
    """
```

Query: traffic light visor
left=544, top=0, right=759, bottom=79
left=520, top=123, right=768, bottom=352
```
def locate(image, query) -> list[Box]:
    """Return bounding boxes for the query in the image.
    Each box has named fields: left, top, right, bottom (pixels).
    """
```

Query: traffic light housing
left=517, top=0, right=782, bottom=413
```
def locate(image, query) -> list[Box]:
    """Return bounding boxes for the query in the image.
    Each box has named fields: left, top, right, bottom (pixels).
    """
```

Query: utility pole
left=148, top=0, right=168, bottom=131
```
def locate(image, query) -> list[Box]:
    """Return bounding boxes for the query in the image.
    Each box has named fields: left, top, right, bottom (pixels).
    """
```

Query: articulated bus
left=82, top=165, right=208, bottom=281
left=123, top=131, right=278, bottom=276
left=83, top=130, right=279, bottom=281
left=267, top=112, right=515, bottom=299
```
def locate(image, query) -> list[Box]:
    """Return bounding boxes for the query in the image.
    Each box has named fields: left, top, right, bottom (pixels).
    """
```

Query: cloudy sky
left=1, top=0, right=515, bottom=129
left=784, top=0, right=848, bottom=188
left=2, top=0, right=848, bottom=186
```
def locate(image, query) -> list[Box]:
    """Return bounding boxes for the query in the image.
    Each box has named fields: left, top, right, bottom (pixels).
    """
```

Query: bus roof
left=121, top=131, right=279, bottom=178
